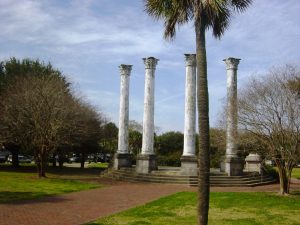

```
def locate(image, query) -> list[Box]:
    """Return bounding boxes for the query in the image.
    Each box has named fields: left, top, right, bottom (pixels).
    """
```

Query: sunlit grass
left=87, top=162, right=109, bottom=169
left=0, top=169, right=102, bottom=203
left=292, top=167, right=300, bottom=179
left=87, top=192, right=300, bottom=225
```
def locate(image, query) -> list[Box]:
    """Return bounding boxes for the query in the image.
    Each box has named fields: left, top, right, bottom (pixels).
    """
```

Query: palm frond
left=231, top=0, right=253, bottom=12
left=211, top=8, right=230, bottom=38
left=145, top=0, right=193, bottom=40
left=144, top=0, right=173, bottom=20
left=200, top=0, right=251, bottom=38
left=145, top=0, right=252, bottom=40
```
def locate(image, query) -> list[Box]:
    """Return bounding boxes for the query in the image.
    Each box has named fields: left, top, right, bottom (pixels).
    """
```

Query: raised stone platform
left=101, top=166, right=277, bottom=187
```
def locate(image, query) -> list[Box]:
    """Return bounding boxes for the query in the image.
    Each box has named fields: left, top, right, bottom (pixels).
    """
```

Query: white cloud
left=0, top=0, right=299, bottom=132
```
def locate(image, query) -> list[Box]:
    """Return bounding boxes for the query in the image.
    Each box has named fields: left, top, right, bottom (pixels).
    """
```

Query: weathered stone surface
left=223, top=57, right=244, bottom=176
left=225, top=157, right=244, bottom=176
left=136, top=57, right=158, bottom=174
left=115, top=64, right=132, bottom=169
left=245, top=153, right=262, bottom=174
left=224, top=57, right=240, bottom=158
left=117, top=64, right=132, bottom=154
left=182, top=54, right=196, bottom=157
left=141, top=57, right=158, bottom=155
left=180, top=155, right=198, bottom=176
left=113, top=153, right=132, bottom=170
left=136, top=154, right=157, bottom=174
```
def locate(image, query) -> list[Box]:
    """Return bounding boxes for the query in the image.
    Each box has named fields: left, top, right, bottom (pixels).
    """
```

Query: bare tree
left=0, top=75, right=75, bottom=177
left=238, top=65, right=300, bottom=194
left=69, top=100, right=104, bottom=169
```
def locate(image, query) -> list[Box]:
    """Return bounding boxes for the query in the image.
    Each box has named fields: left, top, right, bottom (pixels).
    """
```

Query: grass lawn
left=88, top=162, right=109, bottom=169
left=292, top=167, right=300, bottom=179
left=87, top=192, right=300, bottom=225
left=0, top=165, right=103, bottom=203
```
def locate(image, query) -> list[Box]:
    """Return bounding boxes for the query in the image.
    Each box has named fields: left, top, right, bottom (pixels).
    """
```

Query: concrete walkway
left=1, top=179, right=299, bottom=225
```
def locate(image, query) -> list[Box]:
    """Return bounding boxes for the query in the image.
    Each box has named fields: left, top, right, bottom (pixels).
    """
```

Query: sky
left=0, top=0, right=300, bottom=133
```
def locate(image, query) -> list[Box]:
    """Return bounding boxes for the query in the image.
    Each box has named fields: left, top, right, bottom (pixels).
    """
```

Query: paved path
left=1, top=179, right=299, bottom=225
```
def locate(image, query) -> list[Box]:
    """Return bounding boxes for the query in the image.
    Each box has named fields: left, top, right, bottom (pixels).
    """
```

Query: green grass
left=87, top=192, right=300, bottom=225
left=292, top=168, right=300, bottom=179
left=87, top=162, right=109, bottom=169
left=0, top=167, right=102, bottom=203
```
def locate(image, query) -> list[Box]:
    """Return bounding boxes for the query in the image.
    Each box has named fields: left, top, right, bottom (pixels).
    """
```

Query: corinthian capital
left=143, top=57, right=159, bottom=69
left=184, top=54, right=196, bottom=67
left=223, top=57, right=241, bottom=70
left=119, top=64, right=132, bottom=76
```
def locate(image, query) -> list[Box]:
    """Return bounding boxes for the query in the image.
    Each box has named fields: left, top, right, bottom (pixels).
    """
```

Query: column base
left=225, top=157, right=244, bottom=176
left=113, top=153, right=132, bottom=170
left=136, top=154, right=157, bottom=174
left=180, top=155, right=198, bottom=176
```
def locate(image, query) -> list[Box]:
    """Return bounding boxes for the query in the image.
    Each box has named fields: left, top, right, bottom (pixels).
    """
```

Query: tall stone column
left=114, top=64, right=132, bottom=169
left=181, top=54, right=197, bottom=175
left=223, top=57, right=244, bottom=176
left=136, top=57, right=159, bottom=174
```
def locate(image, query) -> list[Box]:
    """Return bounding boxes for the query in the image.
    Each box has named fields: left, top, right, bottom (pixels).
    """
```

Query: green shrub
left=157, top=151, right=181, bottom=167
left=263, top=165, right=279, bottom=180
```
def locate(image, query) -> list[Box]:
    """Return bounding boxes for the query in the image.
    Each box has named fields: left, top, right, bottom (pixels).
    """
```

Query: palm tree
left=144, top=1, right=252, bottom=224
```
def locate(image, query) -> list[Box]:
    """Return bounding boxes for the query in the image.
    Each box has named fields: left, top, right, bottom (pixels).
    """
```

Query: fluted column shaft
left=183, top=54, right=196, bottom=156
left=117, top=64, right=132, bottom=154
left=141, top=57, right=159, bottom=155
left=224, top=58, right=240, bottom=159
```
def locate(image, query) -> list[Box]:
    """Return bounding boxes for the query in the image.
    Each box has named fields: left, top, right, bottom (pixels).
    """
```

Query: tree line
left=0, top=58, right=112, bottom=176
left=1, top=58, right=299, bottom=196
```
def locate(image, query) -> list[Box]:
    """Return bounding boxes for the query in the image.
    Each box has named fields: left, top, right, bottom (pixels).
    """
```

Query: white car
left=7, top=155, right=32, bottom=163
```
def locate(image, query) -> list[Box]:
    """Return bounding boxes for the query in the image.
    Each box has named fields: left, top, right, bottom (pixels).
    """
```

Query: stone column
left=114, top=64, right=132, bottom=169
left=223, top=57, right=244, bottom=176
left=136, top=57, right=159, bottom=174
left=181, top=54, right=197, bottom=175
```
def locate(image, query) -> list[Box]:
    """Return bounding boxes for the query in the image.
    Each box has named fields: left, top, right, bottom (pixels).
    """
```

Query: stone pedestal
left=136, top=154, right=157, bottom=174
left=113, top=153, right=132, bottom=170
left=245, top=153, right=262, bottom=174
left=181, top=155, right=198, bottom=176
left=225, top=157, right=244, bottom=176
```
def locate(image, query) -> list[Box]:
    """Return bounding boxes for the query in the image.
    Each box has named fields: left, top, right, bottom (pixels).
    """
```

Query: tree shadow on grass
left=291, top=190, right=300, bottom=196
left=0, top=191, right=71, bottom=205
left=0, top=164, right=105, bottom=176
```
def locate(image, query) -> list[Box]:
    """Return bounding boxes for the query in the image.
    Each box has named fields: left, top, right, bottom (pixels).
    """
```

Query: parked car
left=0, top=151, right=10, bottom=163
left=7, top=155, right=32, bottom=164
left=0, top=154, right=7, bottom=163
left=96, top=153, right=111, bottom=163
left=49, top=155, right=70, bottom=164
left=87, top=155, right=96, bottom=163
left=69, top=156, right=81, bottom=163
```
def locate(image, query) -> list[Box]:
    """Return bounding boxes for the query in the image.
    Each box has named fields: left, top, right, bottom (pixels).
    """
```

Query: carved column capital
left=119, top=64, right=132, bottom=76
left=143, top=57, right=159, bottom=69
left=223, top=58, right=241, bottom=70
left=184, top=54, right=196, bottom=67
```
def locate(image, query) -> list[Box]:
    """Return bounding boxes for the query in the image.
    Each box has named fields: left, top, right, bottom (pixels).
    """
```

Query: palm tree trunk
left=195, top=19, right=210, bottom=225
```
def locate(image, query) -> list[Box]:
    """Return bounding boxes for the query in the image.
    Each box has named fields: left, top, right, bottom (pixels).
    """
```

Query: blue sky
left=1, top=0, right=299, bottom=132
